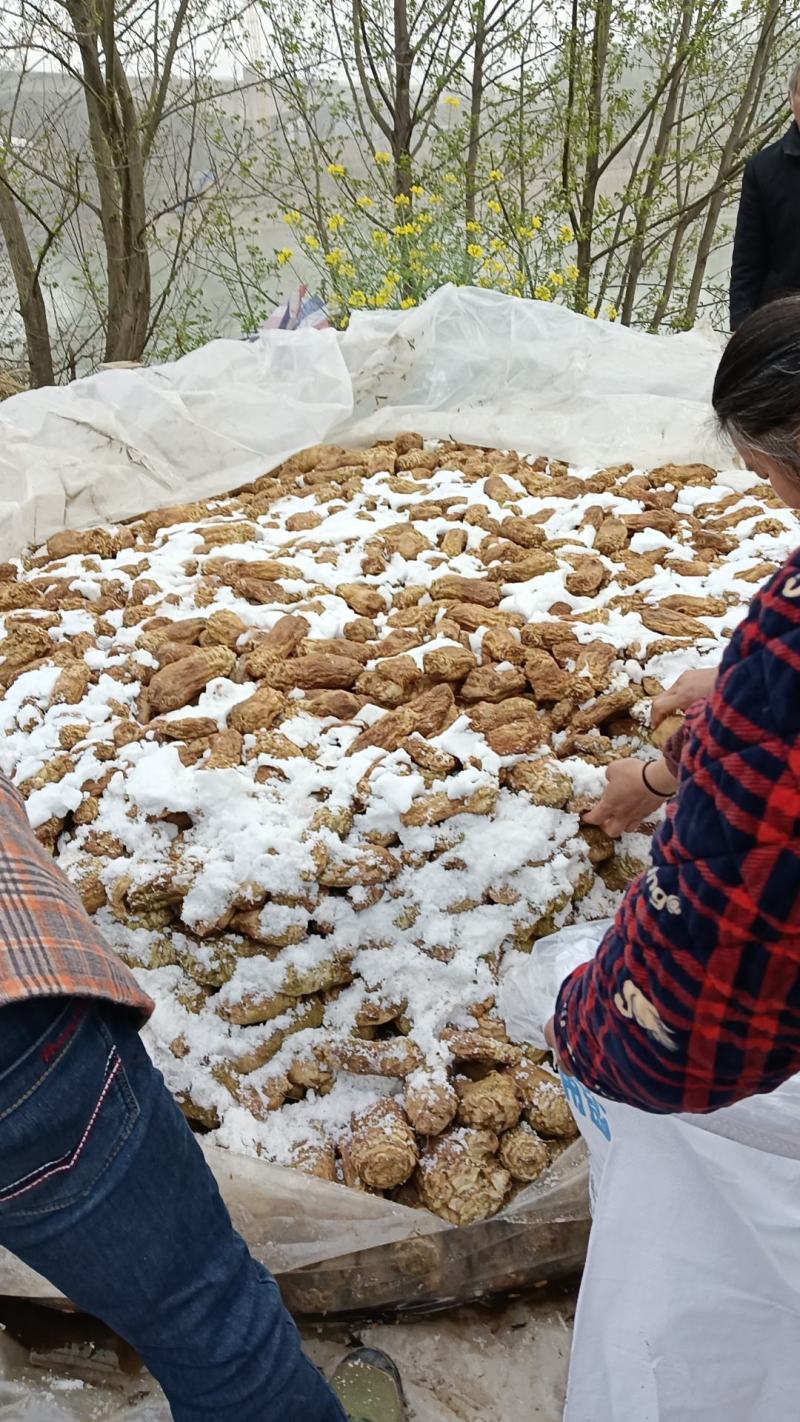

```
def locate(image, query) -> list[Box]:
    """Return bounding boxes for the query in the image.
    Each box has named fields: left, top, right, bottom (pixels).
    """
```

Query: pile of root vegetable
left=1, top=434, right=797, bottom=1225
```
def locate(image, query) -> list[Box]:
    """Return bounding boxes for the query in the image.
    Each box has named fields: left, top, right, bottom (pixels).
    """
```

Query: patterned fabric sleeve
left=554, top=549, right=800, bottom=1114
left=662, top=698, right=708, bottom=778
left=0, top=775, right=153, bottom=1021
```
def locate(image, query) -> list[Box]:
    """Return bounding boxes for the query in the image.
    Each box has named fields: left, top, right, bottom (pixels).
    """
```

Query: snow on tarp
left=0, top=283, right=724, bottom=1309
left=0, top=284, right=727, bottom=561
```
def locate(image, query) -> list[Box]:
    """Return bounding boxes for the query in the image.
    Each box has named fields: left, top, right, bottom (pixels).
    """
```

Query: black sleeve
left=729, top=160, right=767, bottom=331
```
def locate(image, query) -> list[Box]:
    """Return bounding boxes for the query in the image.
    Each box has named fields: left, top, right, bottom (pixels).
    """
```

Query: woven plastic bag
left=501, top=918, right=800, bottom=1422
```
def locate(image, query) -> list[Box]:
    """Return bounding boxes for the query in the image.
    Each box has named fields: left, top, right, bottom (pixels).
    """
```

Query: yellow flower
left=443, top=95, right=461, bottom=107
left=410, top=183, right=425, bottom=197
left=276, top=247, right=293, bottom=266
left=283, top=209, right=302, bottom=226
left=356, top=194, right=373, bottom=208
left=349, top=289, right=367, bottom=308
left=560, top=223, right=574, bottom=242
left=393, top=222, right=416, bottom=237
left=400, top=296, right=417, bottom=307
left=327, top=162, right=346, bottom=178
left=374, top=290, right=389, bottom=308
left=340, top=261, right=356, bottom=280
left=304, top=234, right=320, bottom=251
left=431, top=241, right=443, bottom=254
left=512, top=287, right=522, bottom=298
left=534, top=284, right=553, bottom=301
left=327, top=213, right=346, bottom=232
left=386, top=269, right=401, bottom=286
left=373, top=230, right=390, bottom=247
left=325, top=247, right=344, bottom=267
left=585, top=304, right=597, bottom=319
left=444, top=172, right=458, bottom=185
left=607, top=303, right=619, bottom=321
left=490, top=237, right=507, bottom=253
left=518, top=217, right=542, bottom=240
left=487, top=198, right=502, bottom=215
left=564, top=263, right=579, bottom=281
left=429, top=192, right=443, bottom=205
left=417, top=211, right=433, bottom=225
left=374, top=150, right=391, bottom=165
left=394, top=193, right=411, bottom=206
left=466, top=219, right=482, bottom=233
left=467, top=242, right=484, bottom=260
left=489, top=168, right=504, bottom=182
left=549, top=271, right=564, bottom=287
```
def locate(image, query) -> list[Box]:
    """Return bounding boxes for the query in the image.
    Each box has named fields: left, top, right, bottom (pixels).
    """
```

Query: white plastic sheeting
left=0, top=1144, right=446, bottom=1300
left=0, top=284, right=727, bottom=560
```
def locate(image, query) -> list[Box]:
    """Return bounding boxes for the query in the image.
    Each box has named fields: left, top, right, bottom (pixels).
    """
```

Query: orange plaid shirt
left=0, top=773, right=153, bottom=1022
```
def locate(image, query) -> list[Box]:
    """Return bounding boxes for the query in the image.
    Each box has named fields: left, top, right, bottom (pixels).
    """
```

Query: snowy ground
left=0, top=1287, right=577, bottom=1420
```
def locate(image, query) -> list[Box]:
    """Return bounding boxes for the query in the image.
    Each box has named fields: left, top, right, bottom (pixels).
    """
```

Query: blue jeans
left=0, top=997, right=347, bottom=1422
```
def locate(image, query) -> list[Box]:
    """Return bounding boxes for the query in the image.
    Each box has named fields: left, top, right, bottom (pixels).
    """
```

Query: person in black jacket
left=729, top=64, right=800, bottom=330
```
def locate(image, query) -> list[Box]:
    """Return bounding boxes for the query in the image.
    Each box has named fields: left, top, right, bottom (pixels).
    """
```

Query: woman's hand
left=544, top=1016, right=567, bottom=1073
left=583, top=757, right=677, bottom=839
left=651, top=667, right=717, bottom=728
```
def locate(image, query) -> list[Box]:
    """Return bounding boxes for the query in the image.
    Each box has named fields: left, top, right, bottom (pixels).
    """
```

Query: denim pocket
left=0, top=1002, right=140, bottom=1221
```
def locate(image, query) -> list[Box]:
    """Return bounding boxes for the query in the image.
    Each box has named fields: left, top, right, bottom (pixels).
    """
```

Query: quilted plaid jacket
left=0, top=775, right=152, bottom=1021
left=555, top=545, right=800, bottom=1113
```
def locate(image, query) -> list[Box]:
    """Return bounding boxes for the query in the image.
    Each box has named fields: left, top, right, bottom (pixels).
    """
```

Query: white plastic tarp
left=0, top=284, right=727, bottom=560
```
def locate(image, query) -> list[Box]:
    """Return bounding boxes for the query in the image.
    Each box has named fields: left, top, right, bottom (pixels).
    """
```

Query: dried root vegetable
left=498, top=1123, right=551, bottom=1182
left=227, top=1073, right=292, bottom=1119
left=416, top=1129, right=511, bottom=1225
left=290, top=1139, right=337, bottom=1182
left=325, top=1038, right=424, bottom=1079
left=441, top=1030, right=522, bottom=1066
left=3, top=433, right=781, bottom=1216
left=287, top=1052, right=335, bottom=1096
left=217, top=990, right=296, bottom=1026
left=455, top=1071, right=522, bottom=1133
left=512, top=1063, right=579, bottom=1140
left=403, top=1072, right=459, bottom=1136
left=345, top=1098, right=419, bottom=1190
left=147, top=646, right=235, bottom=716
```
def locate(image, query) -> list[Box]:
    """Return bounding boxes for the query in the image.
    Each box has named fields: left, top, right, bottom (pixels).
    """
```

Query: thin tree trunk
left=67, top=0, right=151, bottom=362
left=560, top=0, right=579, bottom=229
left=107, top=46, right=151, bottom=359
left=465, top=0, right=486, bottom=225
left=648, top=213, right=692, bottom=330
left=393, top=0, right=413, bottom=197
left=620, top=2, right=693, bottom=323
left=0, top=169, right=55, bottom=386
left=682, top=0, right=780, bottom=326
left=574, top=0, right=611, bottom=311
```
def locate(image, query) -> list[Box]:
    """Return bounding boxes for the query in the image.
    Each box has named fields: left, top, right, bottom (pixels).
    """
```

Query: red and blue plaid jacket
left=555, top=545, right=800, bottom=1113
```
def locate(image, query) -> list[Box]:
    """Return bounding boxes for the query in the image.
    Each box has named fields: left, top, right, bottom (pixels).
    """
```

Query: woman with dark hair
left=545, top=294, right=800, bottom=1114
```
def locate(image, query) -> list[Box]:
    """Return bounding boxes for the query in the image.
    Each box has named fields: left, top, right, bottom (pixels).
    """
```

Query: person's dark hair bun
left=713, top=296, right=800, bottom=470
